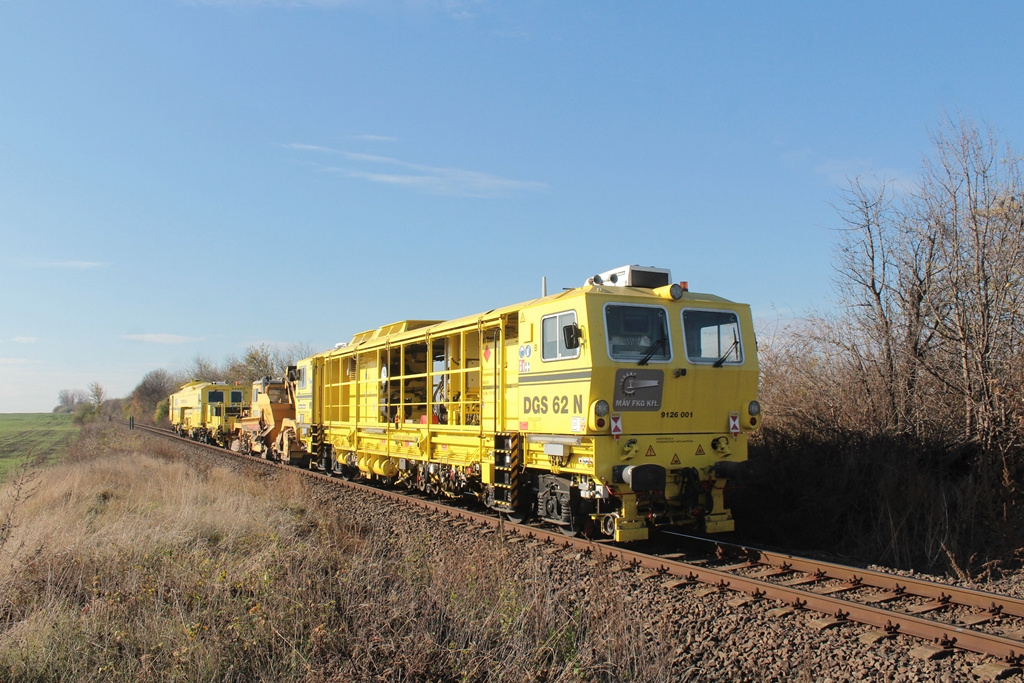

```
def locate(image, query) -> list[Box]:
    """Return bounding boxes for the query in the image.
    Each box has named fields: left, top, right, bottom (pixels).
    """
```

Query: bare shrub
left=0, top=459, right=38, bottom=555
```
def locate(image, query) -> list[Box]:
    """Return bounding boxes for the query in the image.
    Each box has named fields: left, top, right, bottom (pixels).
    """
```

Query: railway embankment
left=2, top=422, right=1022, bottom=681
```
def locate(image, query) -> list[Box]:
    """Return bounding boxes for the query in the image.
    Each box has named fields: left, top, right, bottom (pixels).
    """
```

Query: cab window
left=208, top=390, right=224, bottom=403
left=230, top=390, right=243, bottom=403
left=605, top=304, right=671, bottom=362
left=682, top=309, right=743, bottom=365
left=541, top=311, right=579, bottom=361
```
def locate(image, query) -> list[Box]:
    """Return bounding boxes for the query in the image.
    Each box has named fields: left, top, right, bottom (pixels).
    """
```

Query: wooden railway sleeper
left=719, top=561, right=756, bottom=572
left=782, top=569, right=827, bottom=587
left=694, top=579, right=730, bottom=598
left=750, top=562, right=793, bottom=579
left=960, top=602, right=1004, bottom=627
left=907, top=592, right=953, bottom=615
left=817, top=576, right=864, bottom=596
left=863, top=584, right=906, bottom=605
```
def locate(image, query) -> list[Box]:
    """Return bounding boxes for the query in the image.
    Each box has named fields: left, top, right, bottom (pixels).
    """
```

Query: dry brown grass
left=0, top=425, right=673, bottom=682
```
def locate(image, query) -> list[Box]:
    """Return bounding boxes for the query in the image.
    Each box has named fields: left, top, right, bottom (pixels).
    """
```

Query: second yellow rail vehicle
left=169, top=380, right=251, bottom=447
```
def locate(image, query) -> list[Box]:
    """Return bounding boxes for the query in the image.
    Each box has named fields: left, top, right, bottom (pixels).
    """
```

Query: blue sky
left=2, top=0, right=1022, bottom=413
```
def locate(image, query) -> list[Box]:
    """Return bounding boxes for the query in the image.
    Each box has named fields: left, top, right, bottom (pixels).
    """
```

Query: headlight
left=748, top=400, right=761, bottom=417
left=594, top=400, right=610, bottom=417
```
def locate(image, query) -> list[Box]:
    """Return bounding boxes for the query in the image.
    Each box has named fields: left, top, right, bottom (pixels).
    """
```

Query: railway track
left=131, top=422, right=1024, bottom=676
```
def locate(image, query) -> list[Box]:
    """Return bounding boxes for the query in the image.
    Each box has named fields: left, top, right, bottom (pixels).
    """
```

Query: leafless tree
left=54, top=389, right=88, bottom=413
left=285, top=340, right=318, bottom=364
left=911, top=116, right=1024, bottom=449
left=181, top=342, right=319, bottom=388
left=223, top=342, right=318, bottom=385
left=184, top=354, right=223, bottom=382
left=129, top=369, right=181, bottom=423
left=821, top=115, right=1024, bottom=449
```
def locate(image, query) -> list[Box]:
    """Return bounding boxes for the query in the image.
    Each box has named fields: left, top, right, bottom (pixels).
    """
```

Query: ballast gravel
left=187, top=445, right=1024, bottom=682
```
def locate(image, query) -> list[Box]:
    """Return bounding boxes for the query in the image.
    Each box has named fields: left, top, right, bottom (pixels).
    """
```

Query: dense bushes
left=737, top=426, right=1022, bottom=576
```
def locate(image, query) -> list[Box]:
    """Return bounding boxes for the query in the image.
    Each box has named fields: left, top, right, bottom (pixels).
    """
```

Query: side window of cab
left=541, top=311, right=580, bottom=361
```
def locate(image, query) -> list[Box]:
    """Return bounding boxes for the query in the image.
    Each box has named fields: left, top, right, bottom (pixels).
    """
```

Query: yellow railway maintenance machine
left=169, top=380, right=251, bottom=447
left=298, top=265, right=761, bottom=541
left=232, top=372, right=311, bottom=466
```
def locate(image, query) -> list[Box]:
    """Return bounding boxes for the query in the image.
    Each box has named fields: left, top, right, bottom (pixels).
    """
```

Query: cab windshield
left=605, top=304, right=671, bottom=363
left=682, top=309, right=743, bottom=365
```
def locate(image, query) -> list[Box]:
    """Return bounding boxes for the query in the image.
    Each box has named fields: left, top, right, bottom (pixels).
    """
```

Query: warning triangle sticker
left=645, top=446, right=656, bottom=457
left=695, top=445, right=705, bottom=455
left=670, top=453, right=680, bottom=464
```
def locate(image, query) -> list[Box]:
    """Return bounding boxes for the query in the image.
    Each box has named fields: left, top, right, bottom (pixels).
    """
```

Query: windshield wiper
left=638, top=338, right=665, bottom=366
left=712, top=339, right=740, bottom=368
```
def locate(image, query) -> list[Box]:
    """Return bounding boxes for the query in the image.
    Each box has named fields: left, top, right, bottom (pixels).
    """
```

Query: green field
left=0, top=413, right=78, bottom=480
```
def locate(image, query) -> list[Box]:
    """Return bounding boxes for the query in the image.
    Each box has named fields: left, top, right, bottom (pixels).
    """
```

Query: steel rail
left=660, top=531, right=1024, bottom=620
left=132, top=423, right=1024, bottom=664
left=754, top=549, right=1024, bottom=618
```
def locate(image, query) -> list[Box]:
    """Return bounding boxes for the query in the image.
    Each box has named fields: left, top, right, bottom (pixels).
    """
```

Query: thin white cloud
left=289, top=144, right=548, bottom=198
left=0, top=357, right=34, bottom=366
left=815, top=160, right=919, bottom=194
left=181, top=0, right=473, bottom=10
left=182, top=0, right=358, bottom=6
left=352, top=134, right=398, bottom=143
left=814, top=158, right=879, bottom=185
left=12, top=337, right=36, bottom=344
left=779, top=146, right=917, bottom=192
left=285, top=143, right=337, bottom=153
left=25, top=259, right=105, bottom=269
left=123, top=334, right=204, bottom=344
